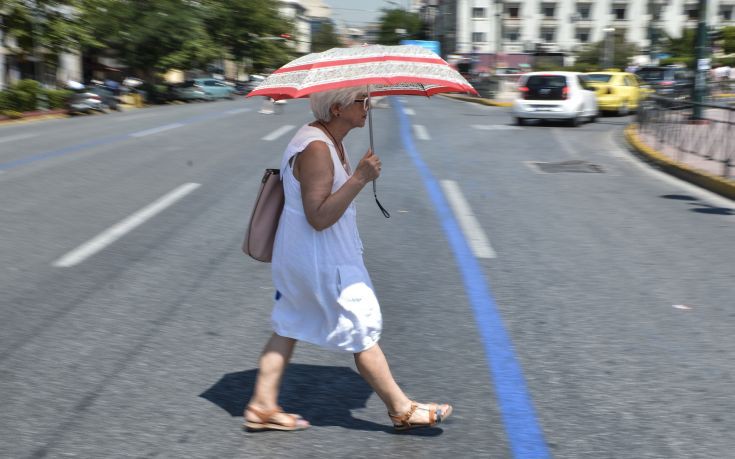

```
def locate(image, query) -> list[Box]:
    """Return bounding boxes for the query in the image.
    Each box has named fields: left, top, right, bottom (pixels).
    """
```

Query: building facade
left=431, top=0, right=735, bottom=56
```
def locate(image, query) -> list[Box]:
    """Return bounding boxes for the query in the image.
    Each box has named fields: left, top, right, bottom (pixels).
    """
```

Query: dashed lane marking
left=413, top=124, right=431, bottom=140
left=53, top=183, right=201, bottom=268
left=262, top=125, right=295, bottom=141
left=440, top=179, right=496, bottom=259
left=130, top=123, right=184, bottom=137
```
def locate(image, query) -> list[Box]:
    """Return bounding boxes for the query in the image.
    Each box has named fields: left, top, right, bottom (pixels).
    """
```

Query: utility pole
left=0, top=13, right=5, bottom=91
left=648, top=0, right=658, bottom=64
left=495, top=0, right=503, bottom=62
left=32, top=0, right=47, bottom=110
left=691, top=0, right=708, bottom=120
left=603, top=27, right=615, bottom=69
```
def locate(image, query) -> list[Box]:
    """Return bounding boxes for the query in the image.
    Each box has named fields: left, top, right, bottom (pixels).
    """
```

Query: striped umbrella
left=247, top=44, right=477, bottom=100
left=248, top=45, right=477, bottom=217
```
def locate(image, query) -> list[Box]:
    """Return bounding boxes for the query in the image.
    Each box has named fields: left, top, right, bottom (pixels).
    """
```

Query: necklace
left=316, top=121, right=347, bottom=169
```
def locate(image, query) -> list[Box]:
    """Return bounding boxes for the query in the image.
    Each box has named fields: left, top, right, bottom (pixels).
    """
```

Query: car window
left=204, top=80, right=217, bottom=86
left=586, top=74, right=613, bottom=83
left=526, top=75, right=566, bottom=88
left=180, top=80, right=196, bottom=88
left=637, top=68, right=664, bottom=81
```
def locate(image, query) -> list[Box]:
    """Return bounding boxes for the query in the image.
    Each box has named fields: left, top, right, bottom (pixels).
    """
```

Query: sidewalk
left=0, top=103, right=143, bottom=126
left=444, top=93, right=735, bottom=201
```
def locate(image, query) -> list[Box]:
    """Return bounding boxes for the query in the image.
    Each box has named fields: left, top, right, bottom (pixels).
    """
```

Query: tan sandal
left=243, top=405, right=310, bottom=432
left=388, top=401, right=453, bottom=431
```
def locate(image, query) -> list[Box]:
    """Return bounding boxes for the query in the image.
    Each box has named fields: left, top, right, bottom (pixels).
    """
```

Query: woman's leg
left=353, top=343, right=412, bottom=414
left=354, top=343, right=451, bottom=426
left=246, top=333, right=309, bottom=427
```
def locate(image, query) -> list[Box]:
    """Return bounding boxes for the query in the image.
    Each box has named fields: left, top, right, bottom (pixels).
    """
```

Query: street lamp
left=602, top=27, right=615, bottom=69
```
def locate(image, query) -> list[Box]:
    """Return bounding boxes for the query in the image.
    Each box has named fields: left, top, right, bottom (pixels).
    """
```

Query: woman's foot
left=388, top=401, right=453, bottom=431
left=243, top=405, right=310, bottom=432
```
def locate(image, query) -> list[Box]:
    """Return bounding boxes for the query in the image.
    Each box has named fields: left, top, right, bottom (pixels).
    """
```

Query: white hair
left=310, top=86, right=367, bottom=122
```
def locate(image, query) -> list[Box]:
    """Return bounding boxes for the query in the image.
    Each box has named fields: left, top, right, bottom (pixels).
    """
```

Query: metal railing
left=636, top=95, right=734, bottom=178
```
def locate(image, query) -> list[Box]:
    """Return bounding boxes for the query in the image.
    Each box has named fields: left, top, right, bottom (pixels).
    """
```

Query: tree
left=377, top=9, right=424, bottom=45
left=311, top=20, right=341, bottom=53
left=660, top=28, right=697, bottom=59
left=575, top=32, right=640, bottom=70
left=721, top=26, right=735, bottom=54
left=77, top=0, right=221, bottom=81
left=201, top=0, right=293, bottom=72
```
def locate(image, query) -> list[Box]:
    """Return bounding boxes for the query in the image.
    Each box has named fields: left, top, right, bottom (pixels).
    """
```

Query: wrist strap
left=373, top=180, right=390, bottom=218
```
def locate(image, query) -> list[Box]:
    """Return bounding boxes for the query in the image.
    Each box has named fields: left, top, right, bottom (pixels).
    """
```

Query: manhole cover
left=532, top=160, right=605, bottom=173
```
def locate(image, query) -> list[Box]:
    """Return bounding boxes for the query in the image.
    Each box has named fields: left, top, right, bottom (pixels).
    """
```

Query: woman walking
left=244, top=86, right=452, bottom=432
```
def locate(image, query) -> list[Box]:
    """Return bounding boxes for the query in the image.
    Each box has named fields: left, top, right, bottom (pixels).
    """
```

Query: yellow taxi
left=583, top=71, right=646, bottom=115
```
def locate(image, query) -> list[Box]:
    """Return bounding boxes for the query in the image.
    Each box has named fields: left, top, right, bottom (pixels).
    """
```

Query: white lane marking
left=471, top=125, right=522, bottom=131
left=673, top=304, right=692, bottom=310
left=0, top=132, right=38, bottom=144
left=413, top=124, right=431, bottom=140
left=440, top=180, right=497, bottom=259
left=262, top=125, right=295, bottom=141
left=403, top=107, right=416, bottom=116
left=130, top=123, right=184, bottom=138
left=227, top=108, right=252, bottom=115
left=116, top=113, right=158, bottom=122
left=53, top=183, right=201, bottom=268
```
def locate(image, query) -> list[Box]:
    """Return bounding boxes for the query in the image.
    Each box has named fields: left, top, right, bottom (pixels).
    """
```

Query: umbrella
left=247, top=45, right=478, bottom=216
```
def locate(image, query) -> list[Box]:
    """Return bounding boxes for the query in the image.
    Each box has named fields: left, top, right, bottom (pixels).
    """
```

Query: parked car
left=192, top=78, right=235, bottom=99
left=243, top=74, right=266, bottom=94
left=67, top=86, right=119, bottom=114
left=172, top=80, right=215, bottom=102
left=584, top=71, right=645, bottom=115
left=634, top=66, right=694, bottom=99
left=511, top=71, right=599, bottom=126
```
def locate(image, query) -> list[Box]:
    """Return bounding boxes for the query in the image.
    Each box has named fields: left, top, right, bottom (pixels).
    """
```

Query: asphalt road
left=0, top=97, right=733, bottom=458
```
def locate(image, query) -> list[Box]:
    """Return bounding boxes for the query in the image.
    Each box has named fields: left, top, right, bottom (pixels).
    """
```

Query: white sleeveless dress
left=270, top=124, right=382, bottom=352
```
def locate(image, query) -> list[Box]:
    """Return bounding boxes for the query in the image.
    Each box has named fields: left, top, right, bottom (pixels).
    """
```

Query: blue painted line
left=392, top=97, right=550, bottom=458
left=0, top=109, right=235, bottom=172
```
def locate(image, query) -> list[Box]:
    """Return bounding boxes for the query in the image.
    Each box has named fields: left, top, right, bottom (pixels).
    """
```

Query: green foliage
left=312, top=21, right=342, bottom=53
left=659, top=56, right=695, bottom=68
left=661, top=29, right=697, bottom=59
left=377, top=9, right=424, bottom=45
left=45, top=89, right=73, bottom=109
left=722, top=26, right=735, bottom=54
left=1, top=110, right=24, bottom=119
left=575, top=33, right=640, bottom=69
left=201, top=0, right=294, bottom=69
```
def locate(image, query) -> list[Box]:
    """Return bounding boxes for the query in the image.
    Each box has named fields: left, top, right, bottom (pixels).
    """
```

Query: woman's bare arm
left=295, top=141, right=380, bottom=231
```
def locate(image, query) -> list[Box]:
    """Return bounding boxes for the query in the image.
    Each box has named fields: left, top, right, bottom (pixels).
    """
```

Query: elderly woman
left=244, top=87, right=453, bottom=432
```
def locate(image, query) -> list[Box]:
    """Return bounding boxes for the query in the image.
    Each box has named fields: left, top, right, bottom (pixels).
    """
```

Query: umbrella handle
left=368, top=89, right=390, bottom=218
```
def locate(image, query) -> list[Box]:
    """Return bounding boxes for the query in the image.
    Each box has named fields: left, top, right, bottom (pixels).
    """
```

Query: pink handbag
left=243, top=169, right=284, bottom=262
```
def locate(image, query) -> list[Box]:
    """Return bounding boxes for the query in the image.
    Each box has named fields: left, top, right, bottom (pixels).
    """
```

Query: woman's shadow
left=200, top=364, right=443, bottom=435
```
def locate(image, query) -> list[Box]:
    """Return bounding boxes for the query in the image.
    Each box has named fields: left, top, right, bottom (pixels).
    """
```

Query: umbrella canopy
left=247, top=44, right=477, bottom=100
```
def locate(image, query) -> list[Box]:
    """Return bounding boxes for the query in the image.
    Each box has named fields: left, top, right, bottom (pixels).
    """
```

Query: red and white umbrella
left=247, top=44, right=477, bottom=100
left=248, top=45, right=477, bottom=217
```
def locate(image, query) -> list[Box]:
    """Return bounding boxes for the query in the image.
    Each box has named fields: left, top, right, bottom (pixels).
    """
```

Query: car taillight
left=519, top=86, right=529, bottom=99
left=562, top=86, right=569, bottom=99
left=659, top=81, right=674, bottom=86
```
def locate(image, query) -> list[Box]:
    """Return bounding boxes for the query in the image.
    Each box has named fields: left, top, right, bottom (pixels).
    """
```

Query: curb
left=0, top=110, right=69, bottom=126
left=441, top=93, right=513, bottom=107
left=624, top=124, right=735, bottom=201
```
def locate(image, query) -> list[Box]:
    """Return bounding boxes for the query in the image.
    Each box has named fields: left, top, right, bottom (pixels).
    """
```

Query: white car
left=511, top=71, right=599, bottom=126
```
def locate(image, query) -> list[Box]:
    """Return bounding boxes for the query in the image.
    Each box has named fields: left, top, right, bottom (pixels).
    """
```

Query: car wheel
left=514, top=117, right=525, bottom=126
left=618, top=102, right=629, bottom=116
left=568, top=116, right=581, bottom=127
left=589, top=112, right=598, bottom=123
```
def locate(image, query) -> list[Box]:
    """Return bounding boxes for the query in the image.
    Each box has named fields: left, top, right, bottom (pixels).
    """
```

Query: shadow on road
left=200, top=363, right=443, bottom=435
left=661, top=194, right=734, bottom=215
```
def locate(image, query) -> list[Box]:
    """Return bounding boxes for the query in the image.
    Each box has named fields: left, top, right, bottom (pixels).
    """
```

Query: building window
left=720, top=6, right=733, bottom=20
left=505, top=28, right=520, bottom=42
left=648, top=3, right=663, bottom=21
left=576, top=29, right=590, bottom=43
left=506, top=4, right=521, bottom=18
left=541, top=3, right=556, bottom=18
left=576, top=3, right=591, bottom=19
left=685, top=5, right=698, bottom=20
left=472, top=7, right=486, bottom=18
left=541, top=28, right=555, bottom=42
left=472, top=32, right=487, bottom=42
left=612, top=4, right=627, bottom=20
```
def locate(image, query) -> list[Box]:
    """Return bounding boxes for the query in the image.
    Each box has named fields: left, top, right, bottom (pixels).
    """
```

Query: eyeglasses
left=353, top=98, right=370, bottom=110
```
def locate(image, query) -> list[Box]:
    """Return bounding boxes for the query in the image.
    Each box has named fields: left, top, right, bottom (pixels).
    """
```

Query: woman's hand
left=353, top=149, right=381, bottom=185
